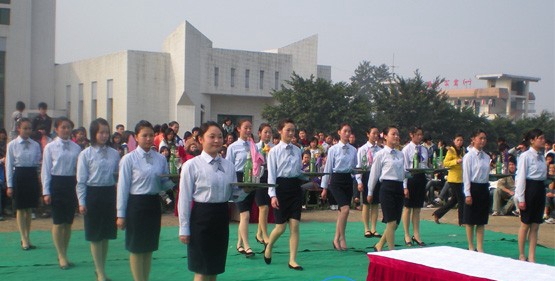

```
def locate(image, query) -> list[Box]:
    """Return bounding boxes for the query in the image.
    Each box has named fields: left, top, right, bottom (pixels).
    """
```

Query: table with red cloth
left=367, top=246, right=554, bottom=281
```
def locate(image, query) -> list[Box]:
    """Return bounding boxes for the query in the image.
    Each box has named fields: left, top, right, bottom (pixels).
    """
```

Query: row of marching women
left=5, top=114, right=550, bottom=281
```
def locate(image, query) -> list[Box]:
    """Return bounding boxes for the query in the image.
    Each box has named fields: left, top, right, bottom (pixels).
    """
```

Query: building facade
left=1, top=0, right=56, bottom=129
left=445, top=74, right=540, bottom=120
left=2, top=1, right=330, bottom=131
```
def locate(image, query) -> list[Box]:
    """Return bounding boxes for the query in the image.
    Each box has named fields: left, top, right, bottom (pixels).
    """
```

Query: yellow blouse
left=443, top=146, right=464, bottom=183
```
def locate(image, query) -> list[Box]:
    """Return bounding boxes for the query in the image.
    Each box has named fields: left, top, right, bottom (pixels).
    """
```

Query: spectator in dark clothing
left=32, top=102, right=52, bottom=137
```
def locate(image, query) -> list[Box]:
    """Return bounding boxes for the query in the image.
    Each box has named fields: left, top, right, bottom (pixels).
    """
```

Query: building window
left=245, top=69, right=250, bottom=88
left=259, top=70, right=264, bottom=90
left=274, top=71, right=280, bottom=89
left=78, top=83, right=84, bottom=126
left=0, top=8, right=9, bottom=25
left=91, top=81, right=97, bottom=120
left=231, top=68, right=235, bottom=87
left=0, top=50, right=5, bottom=126
left=65, top=85, right=71, bottom=120
left=107, top=79, right=113, bottom=127
left=214, top=67, right=219, bottom=87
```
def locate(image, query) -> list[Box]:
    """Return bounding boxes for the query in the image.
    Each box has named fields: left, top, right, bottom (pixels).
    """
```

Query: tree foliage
left=370, top=70, right=490, bottom=142
left=262, top=73, right=372, bottom=139
left=261, top=63, right=554, bottom=150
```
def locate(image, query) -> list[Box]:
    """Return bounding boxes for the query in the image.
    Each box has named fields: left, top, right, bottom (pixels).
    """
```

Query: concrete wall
left=3, top=0, right=55, bottom=128
left=278, top=34, right=318, bottom=79
left=210, top=95, right=273, bottom=128
left=55, top=51, right=129, bottom=128
left=204, top=48, right=292, bottom=97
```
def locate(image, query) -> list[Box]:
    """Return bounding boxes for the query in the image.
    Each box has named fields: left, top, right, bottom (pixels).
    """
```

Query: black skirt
left=362, top=172, right=380, bottom=205
left=520, top=180, right=546, bottom=225
left=235, top=172, right=256, bottom=212
left=404, top=173, right=427, bottom=208
left=125, top=194, right=161, bottom=253
left=12, top=167, right=40, bottom=209
left=255, top=171, right=270, bottom=206
left=463, top=183, right=490, bottom=225
left=379, top=180, right=404, bottom=224
left=50, top=176, right=78, bottom=225
left=188, top=202, right=229, bottom=275
left=274, top=177, right=302, bottom=224
left=329, top=173, right=353, bottom=208
left=84, top=186, right=117, bottom=242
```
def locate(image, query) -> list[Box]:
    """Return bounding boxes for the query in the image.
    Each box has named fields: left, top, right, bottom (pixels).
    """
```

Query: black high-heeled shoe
left=263, top=244, right=271, bottom=264
left=411, top=236, right=426, bottom=246
left=245, top=248, right=255, bottom=258
left=405, top=239, right=413, bottom=247
left=288, top=263, right=304, bottom=271
left=255, top=236, right=266, bottom=245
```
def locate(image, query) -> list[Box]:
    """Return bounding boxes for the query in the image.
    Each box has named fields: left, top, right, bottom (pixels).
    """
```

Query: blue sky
left=55, top=0, right=554, bottom=113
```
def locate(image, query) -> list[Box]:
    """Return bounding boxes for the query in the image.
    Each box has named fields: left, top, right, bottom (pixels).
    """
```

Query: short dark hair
left=168, top=121, right=179, bottom=127
left=302, top=150, right=311, bottom=158
left=16, top=101, right=26, bottom=111
left=89, top=118, right=110, bottom=146
left=134, top=120, right=154, bottom=135
left=163, top=128, right=175, bottom=140
left=191, top=127, right=201, bottom=133
left=16, top=117, right=32, bottom=129
left=524, top=128, right=544, bottom=145
left=38, top=102, right=48, bottom=110
left=199, top=121, right=224, bottom=137
left=54, top=117, right=74, bottom=129
left=277, top=118, right=295, bottom=131
left=116, top=124, right=124, bottom=130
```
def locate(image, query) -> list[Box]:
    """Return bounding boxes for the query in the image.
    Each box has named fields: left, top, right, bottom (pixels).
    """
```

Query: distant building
left=0, top=0, right=57, bottom=128
left=446, top=74, right=540, bottom=120
left=2, top=1, right=331, bottom=130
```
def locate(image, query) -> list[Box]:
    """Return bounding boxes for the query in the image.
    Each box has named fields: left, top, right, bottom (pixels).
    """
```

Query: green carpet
left=0, top=221, right=553, bottom=281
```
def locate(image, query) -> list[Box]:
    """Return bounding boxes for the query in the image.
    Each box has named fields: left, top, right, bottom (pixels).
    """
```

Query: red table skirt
left=367, top=254, right=493, bottom=281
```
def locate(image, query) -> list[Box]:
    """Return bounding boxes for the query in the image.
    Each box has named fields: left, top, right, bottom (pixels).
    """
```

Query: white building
left=1, top=0, right=56, bottom=129
left=2, top=1, right=330, bottom=131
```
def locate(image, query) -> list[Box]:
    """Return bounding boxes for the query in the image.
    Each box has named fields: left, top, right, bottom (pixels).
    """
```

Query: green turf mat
left=0, top=221, right=553, bottom=281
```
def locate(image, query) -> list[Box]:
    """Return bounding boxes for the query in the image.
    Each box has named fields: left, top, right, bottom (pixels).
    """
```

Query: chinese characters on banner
left=427, top=78, right=472, bottom=89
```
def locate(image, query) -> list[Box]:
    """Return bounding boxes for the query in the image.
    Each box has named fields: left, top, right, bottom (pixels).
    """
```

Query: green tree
left=515, top=111, right=555, bottom=143
left=350, top=61, right=391, bottom=100
left=262, top=73, right=372, bottom=140
left=370, top=70, right=490, bottom=143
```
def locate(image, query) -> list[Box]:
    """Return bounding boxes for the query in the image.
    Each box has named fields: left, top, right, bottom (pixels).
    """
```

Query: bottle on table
left=495, top=155, right=502, bottom=174
left=244, top=153, right=253, bottom=183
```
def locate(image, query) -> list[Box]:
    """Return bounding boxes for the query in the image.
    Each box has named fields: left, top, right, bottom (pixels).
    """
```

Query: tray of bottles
left=488, top=174, right=513, bottom=180
left=406, top=168, right=449, bottom=174
left=231, top=182, right=278, bottom=188
left=301, top=172, right=330, bottom=177
left=352, top=168, right=370, bottom=174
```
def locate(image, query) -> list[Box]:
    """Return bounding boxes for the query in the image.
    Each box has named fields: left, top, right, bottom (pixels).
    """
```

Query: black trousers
left=433, top=183, right=464, bottom=225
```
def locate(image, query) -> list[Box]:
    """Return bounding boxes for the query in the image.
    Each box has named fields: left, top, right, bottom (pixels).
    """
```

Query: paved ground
left=1, top=206, right=553, bottom=249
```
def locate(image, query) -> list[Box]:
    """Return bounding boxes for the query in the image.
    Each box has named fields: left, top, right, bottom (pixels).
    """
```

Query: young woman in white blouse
left=42, top=117, right=82, bottom=269
left=367, top=126, right=405, bottom=251
left=320, top=123, right=357, bottom=251
left=6, top=118, right=41, bottom=251
left=179, top=121, right=250, bottom=281
left=117, top=120, right=174, bottom=281
left=77, top=118, right=120, bottom=281
left=263, top=118, right=304, bottom=270
left=462, top=129, right=491, bottom=252
left=516, top=129, right=547, bottom=262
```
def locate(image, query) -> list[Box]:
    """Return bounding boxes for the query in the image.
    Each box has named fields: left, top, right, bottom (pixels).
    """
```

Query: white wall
left=3, top=0, right=55, bottom=128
